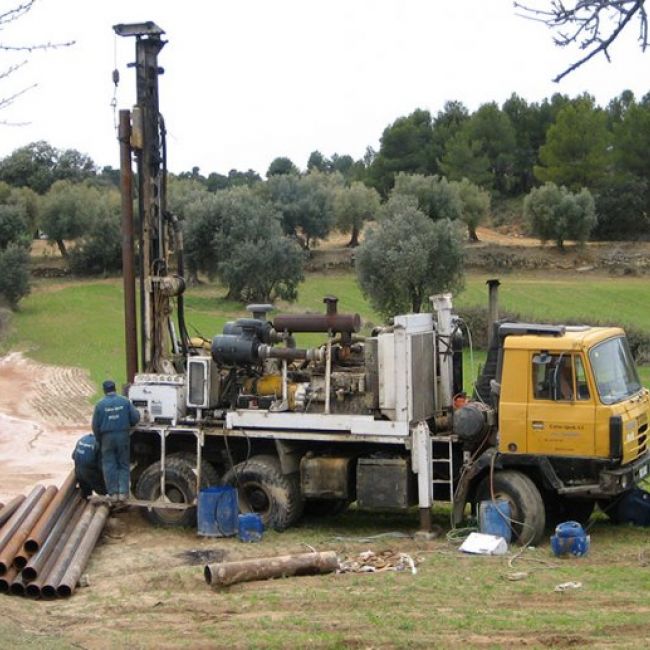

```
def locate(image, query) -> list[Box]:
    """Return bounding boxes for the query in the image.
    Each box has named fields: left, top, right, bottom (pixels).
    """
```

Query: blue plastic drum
left=197, top=486, right=238, bottom=537
left=550, top=521, right=590, bottom=557
left=479, top=499, right=512, bottom=543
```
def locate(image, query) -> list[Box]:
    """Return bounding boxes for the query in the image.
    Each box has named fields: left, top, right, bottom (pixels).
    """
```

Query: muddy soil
left=0, top=352, right=94, bottom=502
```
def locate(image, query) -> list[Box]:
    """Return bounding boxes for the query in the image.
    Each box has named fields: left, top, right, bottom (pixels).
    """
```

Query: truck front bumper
left=599, top=451, right=650, bottom=495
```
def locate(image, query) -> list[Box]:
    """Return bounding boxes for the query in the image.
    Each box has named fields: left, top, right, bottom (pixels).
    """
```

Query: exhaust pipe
left=486, top=278, right=501, bottom=348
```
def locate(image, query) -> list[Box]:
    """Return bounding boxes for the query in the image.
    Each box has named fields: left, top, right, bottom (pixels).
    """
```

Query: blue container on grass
left=238, top=513, right=264, bottom=542
left=479, top=499, right=512, bottom=543
left=551, top=521, right=590, bottom=557
left=198, top=486, right=238, bottom=537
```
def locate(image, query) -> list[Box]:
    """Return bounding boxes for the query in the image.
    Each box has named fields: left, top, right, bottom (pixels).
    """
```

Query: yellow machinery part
left=243, top=374, right=300, bottom=410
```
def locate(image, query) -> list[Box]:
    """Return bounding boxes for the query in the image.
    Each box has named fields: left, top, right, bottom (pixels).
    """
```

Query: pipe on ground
left=22, top=492, right=82, bottom=583
left=0, top=495, right=25, bottom=529
left=204, top=551, right=339, bottom=589
left=41, top=502, right=94, bottom=599
left=0, top=565, right=18, bottom=593
left=0, top=485, right=57, bottom=573
left=24, top=471, right=76, bottom=555
left=0, top=486, right=46, bottom=564
left=26, top=500, right=85, bottom=599
left=57, top=504, right=110, bottom=598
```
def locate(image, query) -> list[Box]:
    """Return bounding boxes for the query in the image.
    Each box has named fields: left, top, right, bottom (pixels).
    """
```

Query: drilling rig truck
left=113, top=23, right=650, bottom=545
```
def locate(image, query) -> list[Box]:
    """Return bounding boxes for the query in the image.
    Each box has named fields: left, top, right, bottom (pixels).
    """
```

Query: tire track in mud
left=28, top=364, right=96, bottom=426
left=0, top=352, right=96, bottom=501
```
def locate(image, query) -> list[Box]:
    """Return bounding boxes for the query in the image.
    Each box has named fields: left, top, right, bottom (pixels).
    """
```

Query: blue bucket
left=551, top=521, right=590, bottom=557
left=197, top=486, right=238, bottom=537
left=479, top=499, right=512, bottom=543
left=238, top=513, right=264, bottom=542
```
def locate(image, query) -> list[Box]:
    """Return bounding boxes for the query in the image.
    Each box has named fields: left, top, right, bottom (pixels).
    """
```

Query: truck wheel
left=168, top=451, right=221, bottom=487
left=222, top=455, right=303, bottom=531
left=476, top=470, right=545, bottom=546
left=135, top=454, right=219, bottom=527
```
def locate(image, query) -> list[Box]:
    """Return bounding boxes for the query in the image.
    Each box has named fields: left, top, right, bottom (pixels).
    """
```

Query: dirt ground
left=0, top=353, right=94, bottom=502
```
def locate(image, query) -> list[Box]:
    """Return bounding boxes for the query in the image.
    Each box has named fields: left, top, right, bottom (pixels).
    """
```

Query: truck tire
left=168, top=451, right=221, bottom=487
left=222, top=455, right=303, bottom=531
left=135, top=454, right=219, bottom=527
left=476, top=470, right=545, bottom=546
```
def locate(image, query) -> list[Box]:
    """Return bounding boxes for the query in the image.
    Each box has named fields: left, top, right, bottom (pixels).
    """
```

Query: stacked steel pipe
left=0, top=472, right=110, bottom=598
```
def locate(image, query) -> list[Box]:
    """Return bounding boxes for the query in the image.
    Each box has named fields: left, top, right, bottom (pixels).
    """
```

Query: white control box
left=129, top=379, right=186, bottom=425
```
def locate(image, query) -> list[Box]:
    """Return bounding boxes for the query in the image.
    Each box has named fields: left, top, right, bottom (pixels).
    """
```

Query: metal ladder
left=431, top=436, right=455, bottom=502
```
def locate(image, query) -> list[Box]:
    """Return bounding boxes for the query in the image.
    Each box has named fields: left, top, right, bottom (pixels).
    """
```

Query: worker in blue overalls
left=92, top=379, right=140, bottom=503
left=72, top=433, right=106, bottom=498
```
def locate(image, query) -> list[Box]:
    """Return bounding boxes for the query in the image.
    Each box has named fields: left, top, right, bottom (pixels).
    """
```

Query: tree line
left=0, top=89, right=647, bottom=311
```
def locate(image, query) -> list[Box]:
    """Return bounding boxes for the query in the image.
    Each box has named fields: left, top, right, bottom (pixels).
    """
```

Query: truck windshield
left=589, top=336, right=641, bottom=405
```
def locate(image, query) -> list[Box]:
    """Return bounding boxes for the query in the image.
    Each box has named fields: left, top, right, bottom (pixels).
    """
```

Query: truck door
left=526, top=353, right=596, bottom=456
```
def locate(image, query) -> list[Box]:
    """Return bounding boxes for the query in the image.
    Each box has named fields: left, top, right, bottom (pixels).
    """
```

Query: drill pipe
left=9, top=572, right=25, bottom=596
left=41, top=502, right=94, bottom=599
left=0, top=565, right=18, bottom=593
left=0, top=485, right=57, bottom=573
left=26, top=500, right=85, bottom=599
left=0, top=486, right=45, bottom=563
left=57, top=504, right=110, bottom=598
left=0, top=495, right=25, bottom=528
left=24, top=471, right=76, bottom=555
left=22, top=492, right=82, bottom=583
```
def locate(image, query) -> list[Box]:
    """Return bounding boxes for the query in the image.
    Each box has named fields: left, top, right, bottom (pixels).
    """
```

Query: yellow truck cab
left=465, top=322, right=650, bottom=545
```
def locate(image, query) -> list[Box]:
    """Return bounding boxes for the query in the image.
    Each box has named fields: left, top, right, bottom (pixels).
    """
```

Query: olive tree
left=0, top=198, right=31, bottom=308
left=356, top=198, right=464, bottom=318
left=524, top=182, right=597, bottom=249
left=68, top=188, right=122, bottom=276
left=453, top=178, right=491, bottom=242
left=0, top=245, right=30, bottom=308
left=0, top=203, right=30, bottom=249
left=184, top=186, right=304, bottom=303
left=39, top=180, right=101, bottom=257
left=392, top=173, right=462, bottom=221
left=333, top=181, right=380, bottom=247
left=259, top=171, right=340, bottom=250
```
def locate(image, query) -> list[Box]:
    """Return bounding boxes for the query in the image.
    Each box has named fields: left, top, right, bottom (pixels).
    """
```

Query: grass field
left=4, top=270, right=650, bottom=392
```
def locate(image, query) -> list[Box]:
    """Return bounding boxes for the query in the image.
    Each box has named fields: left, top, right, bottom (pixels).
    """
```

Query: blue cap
left=102, top=380, right=116, bottom=394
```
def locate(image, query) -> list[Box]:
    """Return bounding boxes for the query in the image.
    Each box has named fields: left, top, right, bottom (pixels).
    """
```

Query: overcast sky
left=0, top=0, right=647, bottom=176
